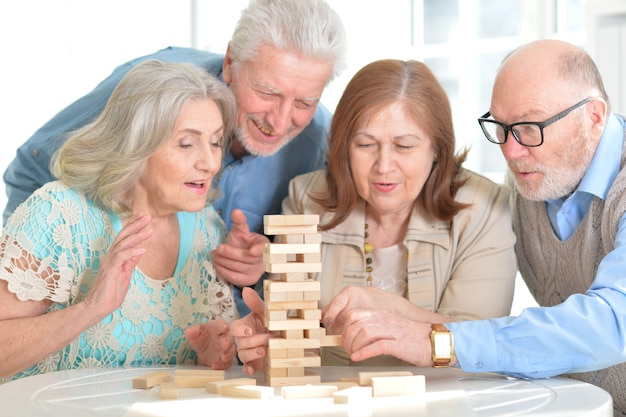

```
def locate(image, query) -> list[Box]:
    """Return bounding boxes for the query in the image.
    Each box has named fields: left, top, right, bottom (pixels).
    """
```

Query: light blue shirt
left=447, top=113, right=626, bottom=378
left=2, top=46, right=331, bottom=317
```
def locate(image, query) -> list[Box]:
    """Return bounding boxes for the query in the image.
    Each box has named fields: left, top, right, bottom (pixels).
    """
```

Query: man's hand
left=212, top=209, right=269, bottom=287
left=336, top=308, right=434, bottom=366
left=230, top=287, right=270, bottom=375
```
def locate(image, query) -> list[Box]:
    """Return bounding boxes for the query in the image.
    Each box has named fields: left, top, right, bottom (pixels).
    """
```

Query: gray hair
left=229, top=0, right=348, bottom=82
left=51, top=59, right=236, bottom=216
left=559, top=48, right=611, bottom=114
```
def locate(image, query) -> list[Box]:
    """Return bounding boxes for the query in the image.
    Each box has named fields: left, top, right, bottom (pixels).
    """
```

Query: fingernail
left=243, top=328, right=251, bottom=336
left=324, top=318, right=332, bottom=327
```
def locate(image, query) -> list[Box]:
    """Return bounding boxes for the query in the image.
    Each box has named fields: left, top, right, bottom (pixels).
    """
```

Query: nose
left=374, top=145, right=396, bottom=173
left=267, top=100, right=293, bottom=135
left=197, top=144, right=221, bottom=173
left=499, top=131, right=530, bottom=161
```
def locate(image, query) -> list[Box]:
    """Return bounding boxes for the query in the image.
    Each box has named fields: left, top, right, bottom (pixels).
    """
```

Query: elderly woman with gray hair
left=0, top=59, right=239, bottom=382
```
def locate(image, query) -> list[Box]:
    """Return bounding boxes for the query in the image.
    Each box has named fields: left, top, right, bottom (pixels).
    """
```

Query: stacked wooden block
left=262, top=214, right=323, bottom=387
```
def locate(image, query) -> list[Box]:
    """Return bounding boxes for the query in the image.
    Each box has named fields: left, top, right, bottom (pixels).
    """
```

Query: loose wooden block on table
left=206, top=378, right=257, bottom=394
left=173, top=374, right=224, bottom=388
left=371, top=375, right=426, bottom=397
left=158, top=382, right=179, bottom=400
left=132, top=370, right=171, bottom=389
left=221, top=385, right=275, bottom=399
left=358, top=370, right=414, bottom=386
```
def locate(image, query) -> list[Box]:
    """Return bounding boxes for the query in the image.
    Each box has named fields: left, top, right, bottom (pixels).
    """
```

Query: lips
left=373, top=182, right=397, bottom=193
left=185, top=180, right=207, bottom=194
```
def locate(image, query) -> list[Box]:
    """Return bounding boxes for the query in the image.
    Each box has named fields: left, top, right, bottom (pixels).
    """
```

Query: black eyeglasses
left=477, top=97, right=593, bottom=147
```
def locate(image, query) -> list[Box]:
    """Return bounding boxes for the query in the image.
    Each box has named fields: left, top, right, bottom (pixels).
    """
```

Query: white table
left=0, top=365, right=612, bottom=417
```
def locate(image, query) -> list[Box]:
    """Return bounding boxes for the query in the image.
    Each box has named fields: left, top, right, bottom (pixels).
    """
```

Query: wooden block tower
left=263, top=214, right=323, bottom=387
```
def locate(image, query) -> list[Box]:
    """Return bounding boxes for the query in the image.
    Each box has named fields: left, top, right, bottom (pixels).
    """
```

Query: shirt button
left=474, top=362, right=483, bottom=369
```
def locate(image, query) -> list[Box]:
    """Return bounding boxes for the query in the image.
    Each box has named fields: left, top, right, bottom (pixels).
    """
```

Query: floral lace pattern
left=0, top=181, right=235, bottom=383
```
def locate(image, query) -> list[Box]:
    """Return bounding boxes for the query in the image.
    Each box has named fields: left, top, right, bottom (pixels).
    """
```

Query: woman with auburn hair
left=232, top=59, right=517, bottom=370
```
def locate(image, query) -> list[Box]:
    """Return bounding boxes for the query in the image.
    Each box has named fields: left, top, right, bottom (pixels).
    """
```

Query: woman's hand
left=185, top=319, right=236, bottom=370
left=230, top=287, right=270, bottom=375
left=83, top=213, right=152, bottom=318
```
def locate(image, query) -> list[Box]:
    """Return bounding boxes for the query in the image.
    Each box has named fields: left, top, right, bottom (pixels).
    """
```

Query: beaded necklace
left=364, top=219, right=409, bottom=296
left=364, top=222, right=373, bottom=286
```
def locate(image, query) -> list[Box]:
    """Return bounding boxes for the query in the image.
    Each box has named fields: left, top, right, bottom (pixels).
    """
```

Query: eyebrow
left=257, top=81, right=321, bottom=102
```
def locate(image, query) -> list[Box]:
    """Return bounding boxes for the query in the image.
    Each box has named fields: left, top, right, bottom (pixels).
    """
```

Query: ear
left=222, top=42, right=234, bottom=85
left=588, top=97, right=608, bottom=133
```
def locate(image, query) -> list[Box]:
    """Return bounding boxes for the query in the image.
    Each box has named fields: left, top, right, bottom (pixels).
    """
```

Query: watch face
left=433, top=333, right=452, bottom=357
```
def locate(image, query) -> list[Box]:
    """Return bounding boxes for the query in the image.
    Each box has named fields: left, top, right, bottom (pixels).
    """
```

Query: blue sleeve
left=447, top=214, right=626, bottom=378
left=2, top=47, right=224, bottom=225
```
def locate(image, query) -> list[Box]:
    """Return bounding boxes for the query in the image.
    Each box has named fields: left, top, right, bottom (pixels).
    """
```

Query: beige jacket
left=283, top=168, right=517, bottom=365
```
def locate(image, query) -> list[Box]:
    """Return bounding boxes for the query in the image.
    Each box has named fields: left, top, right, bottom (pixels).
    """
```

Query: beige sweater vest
left=511, top=126, right=626, bottom=416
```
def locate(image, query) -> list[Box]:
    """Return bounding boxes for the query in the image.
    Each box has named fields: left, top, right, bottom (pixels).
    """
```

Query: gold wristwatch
left=430, top=323, right=455, bottom=367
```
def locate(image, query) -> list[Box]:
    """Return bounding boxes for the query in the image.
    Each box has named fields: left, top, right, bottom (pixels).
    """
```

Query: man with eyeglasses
left=321, top=39, right=626, bottom=416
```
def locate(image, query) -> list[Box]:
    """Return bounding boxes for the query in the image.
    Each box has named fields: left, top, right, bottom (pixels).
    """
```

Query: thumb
left=322, top=289, right=350, bottom=329
left=242, top=286, right=265, bottom=316
left=230, top=209, right=250, bottom=233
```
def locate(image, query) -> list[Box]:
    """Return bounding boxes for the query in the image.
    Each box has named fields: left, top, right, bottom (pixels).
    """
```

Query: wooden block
left=173, top=369, right=225, bottom=377
left=159, top=382, right=179, bottom=400
left=297, top=309, right=321, bottom=320
left=264, top=214, right=319, bottom=226
left=333, top=386, right=372, bottom=404
left=281, top=329, right=304, bottom=339
left=304, top=328, right=322, bottom=339
left=267, top=348, right=288, bottom=359
left=265, top=364, right=288, bottom=377
left=287, top=348, right=305, bottom=358
left=281, top=384, right=338, bottom=399
left=266, top=300, right=318, bottom=310
left=320, top=334, right=343, bottom=347
left=206, top=378, right=256, bottom=394
left=319, top=380, right=360, bottom=390
left=173, top=374, right=224, bottom=388
left=265, top=308, right=288, bottom=321
left=264, top=224, right=318, bottom=236
left=287, top=367, right=305, bottom=377
left=267, top=318, right=321, bottom=331
left=221, top=385, right=275, bottom=399
left=265, top=262, right=322, bottom=274
left=276, top=234, right=304, bottom=244
left=266, top=373, right=321, bottom=387
left=358, top=371, right=413, bottom=386
left=286, top=291, right=304, bottom=302
left=266, top=279, right=320, bottom=293
left=371, top=375, right=426, bottom=397
left=303, top=290, right=321, bottom=301
left=263, top=252, right=289, bottom=264
left=268, top=337, right=320, bottom=349
left=284, top=214, right=320, bottom=225
left=296, top=252, right=321, bottom=263
left=265, top=243, right=320, bottom=255
left=267, top=354, right=321, bottom=368
left=132, top=371, right=171, bottom=389
left=276, top=272, right=307, bottom=282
